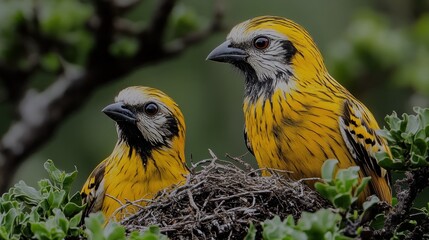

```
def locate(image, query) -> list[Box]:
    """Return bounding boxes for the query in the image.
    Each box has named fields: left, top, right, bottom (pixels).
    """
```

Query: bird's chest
left=104, top=156, right=150, bottom=202
left=243, top=94, right=349, bottom=178
left=105, top=153, right=185, bottom=201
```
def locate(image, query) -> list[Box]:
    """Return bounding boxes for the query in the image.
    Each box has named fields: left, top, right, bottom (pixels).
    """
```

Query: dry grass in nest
left=121, top=150, right=331, bottom=239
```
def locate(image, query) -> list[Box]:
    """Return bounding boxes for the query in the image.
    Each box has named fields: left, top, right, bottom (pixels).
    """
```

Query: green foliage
left=377, top=107, right=429, bottom=170
left=169, top=4, right=200, bottom=39
left=244, top=224, right=257, bottom=240
left=0, top=160, right=169, bottom=240
left=315, top=160, right=373, bottom=210
left=328, top=10, right=429, bottom=96
left=0, top=0, right=206, bottom=73
left=110, top=37, right=139, bottom=58
left=0, top=160, right=83, bottom=239
left=246, top=210, right=351, bottom=240
left=84, top=213, right=168, bottom=240
left=0, top=0, right=93, bottom=69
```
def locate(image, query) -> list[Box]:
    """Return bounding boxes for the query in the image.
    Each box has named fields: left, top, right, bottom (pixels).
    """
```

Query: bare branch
left=87, top=0, right=116, bottom=67
left=0, top=62, right=37, bottom=105
left=373, top=167, right=429, bottom=239
left=143, top=0, right=176, bottom=39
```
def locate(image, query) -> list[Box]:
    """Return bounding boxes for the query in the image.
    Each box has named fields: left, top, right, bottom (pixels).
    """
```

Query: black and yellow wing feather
left=81, top=160, right=107, bottom=218
left=339, top=99, right=391, bottom=202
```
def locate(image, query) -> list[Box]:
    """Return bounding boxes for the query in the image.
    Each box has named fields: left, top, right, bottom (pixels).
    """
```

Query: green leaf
left=104, top=222, right=126, bottom=240
left=12, top=181, right=43, bottom=206
left=370, top=214, right=386, bottom=230
left=335, top=167, right=359, bottom=192
left=145, top=226, right=169, bottom=240
left=30, top=222, right=51, bottom=240
left=109, top=37, right=138, bottom=58
left=297, top=209, right=343, bottom=239
left=314, top=183, right=338, bottom=203
left=262, top=215, right=307, bottom=240
left=52, top=208, right=69, bottom=234
left=0, top=227, right=9, bottom=240
left=377, top=152, right=404, bottom=170
left=316, top=162, right=369, bottom=209
left=355, top=177, right=371, bottom=197
left=84, top=213, right=105, bottom=240
left=362, top=196, right=380, bottom=212
left=69, top=211, right=83, bottom=228
left=40, top=52, right=60, bottom=72
left=29, top=208, right=41, bottom=223
left=128, top=226, right=169, bottom=240
left=333, top=194, right=353, bottom=210
left=63, top=201, right=85, bottom=218
left=1, top=208, right=19, bottom=236
left=47, top=190, right=66, bottom=210
left=44, top=160, right=64, bottom=184
left=244, top=223, right=256, bottom=240
left=62, top=171, right=78, bottom=194
left=170, top=4, right=200, bottom=38
left=321, top=159, right=339, bottom=181
left=68, top=191, right=83, bottom=205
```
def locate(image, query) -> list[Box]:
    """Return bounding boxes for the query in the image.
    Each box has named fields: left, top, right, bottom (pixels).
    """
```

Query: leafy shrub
left=0, top=160, right=167, bottom=240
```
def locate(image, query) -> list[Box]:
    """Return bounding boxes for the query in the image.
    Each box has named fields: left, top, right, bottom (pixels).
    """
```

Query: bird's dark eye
left=253, top=36, right=270, bottom=50
left=144, top=102, right=159, bottom=116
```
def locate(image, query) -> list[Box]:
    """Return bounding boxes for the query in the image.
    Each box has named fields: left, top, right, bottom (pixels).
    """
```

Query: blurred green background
left=1, top=0, right=428, bottom=194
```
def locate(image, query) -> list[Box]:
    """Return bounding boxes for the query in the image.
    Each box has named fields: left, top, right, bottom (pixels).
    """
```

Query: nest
left=121, top=150, right=331, bottom=239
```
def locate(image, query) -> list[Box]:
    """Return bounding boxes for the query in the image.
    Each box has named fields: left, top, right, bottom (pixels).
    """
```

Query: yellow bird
left=207, top=16, right=391, bottom=204
left=81, top=86, right=189, bottom=221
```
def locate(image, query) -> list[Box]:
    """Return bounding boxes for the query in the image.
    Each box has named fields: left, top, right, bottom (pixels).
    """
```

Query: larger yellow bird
left=207, top=16, right=391, bottom=204
left=81, top=86, right=189, bottom=221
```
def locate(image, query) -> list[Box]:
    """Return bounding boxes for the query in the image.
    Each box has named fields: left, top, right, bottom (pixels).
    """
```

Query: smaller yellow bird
left=81, top=86, right=189, bottom=221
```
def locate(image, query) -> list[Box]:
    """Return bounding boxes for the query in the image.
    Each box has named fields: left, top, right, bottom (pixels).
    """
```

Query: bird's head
left=102, top=86, right=185, bottom=159
left=207, top=16, right=328, bottom=102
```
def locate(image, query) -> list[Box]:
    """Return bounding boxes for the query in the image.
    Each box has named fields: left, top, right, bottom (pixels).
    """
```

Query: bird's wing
left=339, top=99, right=391, bottom=198
left=81, top=160, right=107, bottom=218
left=244, top=127, right=254, bottom=155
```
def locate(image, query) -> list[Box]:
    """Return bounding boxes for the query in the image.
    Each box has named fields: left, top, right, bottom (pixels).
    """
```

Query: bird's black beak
left=206, top=40, right=247, bottom=63
left=102, top=102, right=137, bottom=124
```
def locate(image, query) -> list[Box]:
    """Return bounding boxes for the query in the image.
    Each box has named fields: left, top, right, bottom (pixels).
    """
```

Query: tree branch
left=135, top=0, right=176, bottom=58
left=373, top=167, right=429, bottom=239
left=164, top=0, right=224, bottom=55
left=87, top=0, right=116, bottom=67
left=0, top=62, right=37, bottom=106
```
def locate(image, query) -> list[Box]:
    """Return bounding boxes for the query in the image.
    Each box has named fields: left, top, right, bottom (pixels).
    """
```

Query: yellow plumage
left=207, top=16, right=391, bottom=204
left=81, top=86, right=189, bottom=221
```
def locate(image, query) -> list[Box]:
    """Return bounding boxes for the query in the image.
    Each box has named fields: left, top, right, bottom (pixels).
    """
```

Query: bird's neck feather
left=109, top=138, right=187, bottom=176
left=104, top=141, right=187, bottom=202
